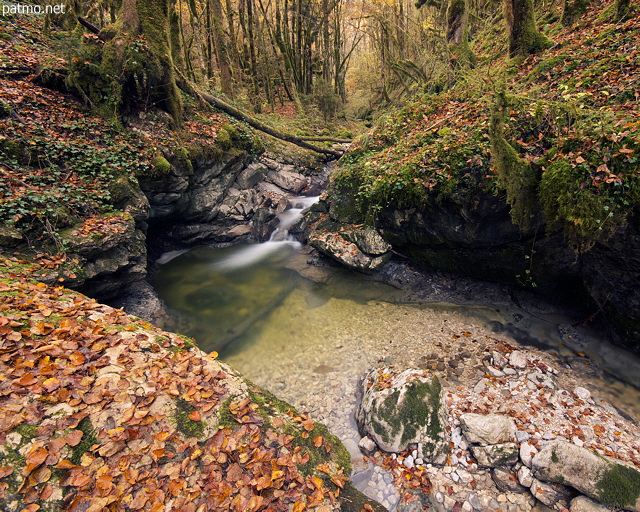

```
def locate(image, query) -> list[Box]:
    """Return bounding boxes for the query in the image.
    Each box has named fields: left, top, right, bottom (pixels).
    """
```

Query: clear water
left=153, top=243, right=640, bottom=425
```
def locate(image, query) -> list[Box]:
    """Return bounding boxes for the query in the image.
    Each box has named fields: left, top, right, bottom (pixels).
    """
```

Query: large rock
left=356, top=367, right=449, bottom=463
left=471, top=443, right=519, bottom=468
left=319, top=176, right=640, bottom=353
left=459, top=413, right=516, bottom=446
left=532, top=440, right=640, bottom=511
left=309, top=230, right=390, bottom=272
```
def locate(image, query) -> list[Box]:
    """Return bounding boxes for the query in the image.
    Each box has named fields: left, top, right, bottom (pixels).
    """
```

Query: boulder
left=267, top=168, right=308, bottom=194
left=356, top=367, right=449, bottom=463
left=530, top=477, right=574, bottom=508
left=471, top=443, right=519, bottom=468
left=491, top=467, right=529, bottom=493
left=532, top=440, right=640, bottom=511
left=235, top=162, right=266, bottom=189
left=570, top=496, right=615, bottom=512
left=459, top=413, right=516, bottom=446
left=341, top=227, right=391, bottom=256
left=309, top=230, right=390, bottom=272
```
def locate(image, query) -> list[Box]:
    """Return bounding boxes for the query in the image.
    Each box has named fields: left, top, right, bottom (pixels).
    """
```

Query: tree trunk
left=505, top=0, right=552, bottom=57
left=210, top=0, right=234, bottom=98
left=446, top=0, right=475, bottom=66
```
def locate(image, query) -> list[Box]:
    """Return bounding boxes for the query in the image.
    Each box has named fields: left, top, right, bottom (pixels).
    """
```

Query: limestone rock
left=235, top=162, right=266, bottom=189
left=570, top=495, right=615, bottom=512
left=341, top=227, right=391, bottom=256
left=459, top=413, right=516, bottom=446
left=532, top=440, right=640, bottom=511
left=309, top=230, right=390, bottom=272
left=266, top=169, right=308, bottom=194
left=491, top=467, right=529, bottom=493
left=0, top=224, right=23, bottom=247
left=530, top=477, right=573, bottom=508
left=520, top=441, right=539, bottom=468
left=471, top=442, right=519, bottom=468
left=356, top=367, right=449, bottom=463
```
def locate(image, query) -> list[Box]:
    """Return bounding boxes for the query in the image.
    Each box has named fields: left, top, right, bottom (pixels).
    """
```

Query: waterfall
left=212, top=195, right=320, bottom=271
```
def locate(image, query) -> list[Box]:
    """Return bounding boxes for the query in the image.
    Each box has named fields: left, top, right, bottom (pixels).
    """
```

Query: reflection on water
left=153, top=244, right=300, bottom=352
left=154, top=243, right=640, bottom=424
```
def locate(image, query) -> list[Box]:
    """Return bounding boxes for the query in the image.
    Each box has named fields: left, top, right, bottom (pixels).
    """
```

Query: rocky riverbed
left=220, top=261, right=640, bottom=512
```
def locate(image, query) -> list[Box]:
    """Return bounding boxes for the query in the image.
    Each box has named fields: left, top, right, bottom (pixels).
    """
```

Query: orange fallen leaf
left=189, top=410, right=201, bottom=421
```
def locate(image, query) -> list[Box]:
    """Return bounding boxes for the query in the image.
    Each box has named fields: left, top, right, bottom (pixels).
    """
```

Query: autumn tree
left=505, top=0, right=552, bottom=57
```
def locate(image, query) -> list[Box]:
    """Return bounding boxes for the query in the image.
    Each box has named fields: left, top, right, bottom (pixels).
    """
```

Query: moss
left=70, top=417, right=98, bottom=465
left=596, top=463, right=640, bottom=508
left=490, top=92, right=540, bottom=229
left=150, top=155, right=171, bottom=177
left=374, top=377, right=443, bottom=448
left=215, top=127, right=233, bottom=150
left=338, top=483, right=387, bottom=512
left=173, top=398, right=205, bottom=438
left=551, top=448, right=559, bottom=464
left=13, top=423, right=38, bottom=440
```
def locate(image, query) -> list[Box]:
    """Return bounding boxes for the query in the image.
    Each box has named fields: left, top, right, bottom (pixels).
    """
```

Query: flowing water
left=153, top=196, right=640, bottom=507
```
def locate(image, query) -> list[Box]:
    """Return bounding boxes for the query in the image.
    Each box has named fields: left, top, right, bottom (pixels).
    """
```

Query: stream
left=153, top=196, right=640, bottom=510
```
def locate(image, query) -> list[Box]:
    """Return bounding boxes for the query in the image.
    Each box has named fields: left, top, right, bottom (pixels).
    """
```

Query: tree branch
left=175, top=75, right=344, bottom=158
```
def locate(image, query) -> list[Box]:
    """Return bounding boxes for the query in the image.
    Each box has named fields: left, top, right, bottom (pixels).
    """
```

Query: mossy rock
left=356, top=367, right=449, bottom=464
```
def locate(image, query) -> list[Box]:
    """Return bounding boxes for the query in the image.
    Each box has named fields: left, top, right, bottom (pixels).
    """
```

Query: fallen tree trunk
left=176, top=77, right=344, bottom=158
left=298, top=136, right=352, bottom=143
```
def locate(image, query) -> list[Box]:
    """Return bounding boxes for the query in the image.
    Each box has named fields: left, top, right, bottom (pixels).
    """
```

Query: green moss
left=215, top=127, right=233, bottom=150
left=490, top=92, right=539, bottom=228
left=173, top=398, right=205, bottom=438
left=596, top=463, right=640, bottom=508
left=374, top=377, right=443, bottom=448
left=13, top=423, right=38, bottom=440
left=70, top=417, right=98, bottom=465
left=151, top=155, right=172, bottom=177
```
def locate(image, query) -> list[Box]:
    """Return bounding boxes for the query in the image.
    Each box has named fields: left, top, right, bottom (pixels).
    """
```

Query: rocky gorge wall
left=305, top=177, right=640, bottom=354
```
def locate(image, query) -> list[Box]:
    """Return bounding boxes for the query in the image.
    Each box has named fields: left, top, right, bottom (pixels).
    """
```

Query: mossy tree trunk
left=505, top=0, right=552, bottom=57
left=561, top=0, right=589, bottom=25
left=210, top=0, right=234, bottom=99
left=615, top=0, right=631, bottom=19
left=124, top=0, right=183, bottom=123
left=446, top=0, right=476, bottom=67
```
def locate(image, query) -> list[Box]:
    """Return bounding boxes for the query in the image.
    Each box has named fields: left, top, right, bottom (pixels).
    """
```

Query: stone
left=532, top=440, right=640, bottom=511
left=341, top=226, right=391, bottom=255
left=235, top=163, right=266, bottom=189
left=526, top=371, right=558, bottom=390
left=486, top=366, right=505, bottom=378
left=356, top=367, right=449, bottom=463
left=459, top=413, right=516, bottom=446
left=530, top=478, right=573, bottom=508
left=509, top=351, right=528, bottom=369
left=470, top=443, right=519, bottom=468
left=570, top=495, right=614, bottom=512
left=266, top=169, right=308, bottom=194
left=574, top=387, right=591, bottom=400
left=0, top=224, right=24, bottom=247
left=309, top=230, right=391, bottom=272
left=358, top=436, right=377, bottom=455
left=520, top=441, right=538, bottom=468
left=516, top=430, right=531, bottom=443
left=491, top=467, right=529, bottom=493
left=518, top=466, right=534, bottom=487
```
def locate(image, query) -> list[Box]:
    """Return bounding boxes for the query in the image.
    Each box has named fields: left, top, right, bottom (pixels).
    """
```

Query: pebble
left=574, top=386, right=591, bottom=400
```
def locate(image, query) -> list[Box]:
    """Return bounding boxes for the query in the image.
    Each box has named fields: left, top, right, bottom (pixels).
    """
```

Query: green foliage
left=332, top=93, right=492, bottom=220
left=313, top=79, right=342, bottom=121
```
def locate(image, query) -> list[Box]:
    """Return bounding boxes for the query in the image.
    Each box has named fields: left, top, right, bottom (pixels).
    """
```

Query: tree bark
left=505, top=0, right=552, bottom=57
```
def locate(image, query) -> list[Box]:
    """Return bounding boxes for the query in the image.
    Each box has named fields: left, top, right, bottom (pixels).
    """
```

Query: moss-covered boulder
left=356, top=367, right=449, bottom=464
left=532, top=440, right=640, bottom=511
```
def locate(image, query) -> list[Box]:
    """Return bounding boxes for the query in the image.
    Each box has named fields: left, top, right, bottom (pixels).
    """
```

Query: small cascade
left=213, top=195, right=320, bottom=271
